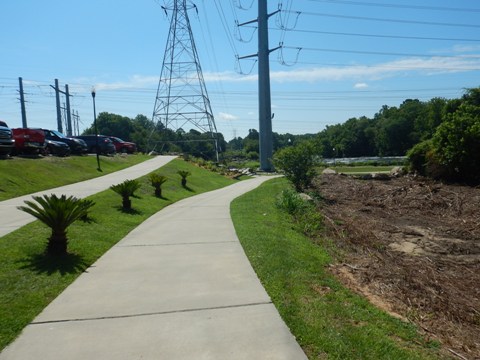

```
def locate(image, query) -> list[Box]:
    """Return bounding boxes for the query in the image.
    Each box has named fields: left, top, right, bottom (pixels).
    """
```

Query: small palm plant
left=177, top=170, right=191, bottom=188
left=18, top=194, right=95, bottom=256
left=149, top=173, right=167, bottom=198
left=110, top=179, right=140, bottom=210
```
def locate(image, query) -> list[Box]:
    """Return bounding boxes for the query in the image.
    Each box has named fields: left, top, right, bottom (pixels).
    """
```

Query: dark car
left=43, top=139, right=70, bottom=157
left=0, top=120, right=15, bottom=156
left=74, top=135, right=116, bottom=155
left=108, top=136, right=137, bottom=154
left=42, top=129, right=87, bottom=154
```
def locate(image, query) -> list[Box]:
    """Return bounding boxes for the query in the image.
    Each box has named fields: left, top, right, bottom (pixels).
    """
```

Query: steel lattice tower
left=152, top=0, right=219, bottom=160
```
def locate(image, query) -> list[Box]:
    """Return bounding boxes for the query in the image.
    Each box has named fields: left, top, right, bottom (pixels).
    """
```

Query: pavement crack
left=30, top=301, right=273, bottom=325
left=118, top=240, right=237, bottom=247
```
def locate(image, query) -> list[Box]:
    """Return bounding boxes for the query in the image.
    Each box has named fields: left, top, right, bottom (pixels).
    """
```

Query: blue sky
left=1, top=0, right=479, bottom=140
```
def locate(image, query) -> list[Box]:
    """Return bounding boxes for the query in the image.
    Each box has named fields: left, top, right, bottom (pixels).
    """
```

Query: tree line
left=83, top=87, right=480, bottom=183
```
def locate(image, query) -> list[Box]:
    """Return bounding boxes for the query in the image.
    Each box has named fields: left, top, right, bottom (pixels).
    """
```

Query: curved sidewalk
left=0, top=176, right=307, bottom=359
left=0, top=155, right=177, bottom=237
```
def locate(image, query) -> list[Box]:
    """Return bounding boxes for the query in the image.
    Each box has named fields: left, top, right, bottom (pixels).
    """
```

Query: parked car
left=12, top=128, right=45, bottom=155
left=74, top=135, right=116, bottom=155
left=108, top=136, right=137, bottom=153
left=41, top=129, right=88, bottom=154
left=0, top=120, right=15, bottom=156
left=43, top=139, right=70, bottom=157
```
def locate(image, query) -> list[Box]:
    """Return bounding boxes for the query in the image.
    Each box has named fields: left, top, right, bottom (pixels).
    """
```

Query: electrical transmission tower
left=152, top=0, right=219, bottom=161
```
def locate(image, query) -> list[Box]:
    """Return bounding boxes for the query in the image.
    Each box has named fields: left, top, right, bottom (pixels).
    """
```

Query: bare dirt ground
left=314, top=173, right=480, bottom=360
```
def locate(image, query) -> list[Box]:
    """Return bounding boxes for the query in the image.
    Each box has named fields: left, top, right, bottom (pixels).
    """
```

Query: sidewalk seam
left=30, top=301, right=273, bottom=325
left=117, top=240, right=237, bottom=248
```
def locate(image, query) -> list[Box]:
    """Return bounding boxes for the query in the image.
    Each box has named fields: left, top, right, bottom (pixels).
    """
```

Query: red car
left=108, top=136, right=137, bottom=154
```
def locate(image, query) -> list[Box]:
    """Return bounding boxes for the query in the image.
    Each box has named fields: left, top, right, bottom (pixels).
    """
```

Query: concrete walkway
left=0, top=155, right=177, bottom=237
left=0, top=174, right=307, bottom=359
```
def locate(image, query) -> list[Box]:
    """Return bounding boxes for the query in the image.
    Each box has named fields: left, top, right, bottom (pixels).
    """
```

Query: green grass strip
left=231, top=177, right=445, bottom=360
left=0, top=159, right=236, bottom=351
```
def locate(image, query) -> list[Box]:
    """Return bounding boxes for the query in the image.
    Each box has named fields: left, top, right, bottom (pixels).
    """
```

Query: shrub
left=18, top=194, right=95, bottom=256
left=149, top=173, right=167, bottom=198
left=276, top=188, right=307, bottom=215
left=276, top=188, right=323, bottom=237
left=407, top=139, right=434, bottom=176
left=274, top=142, right=317, bottom=192
left=177, top=170, right=191, bottom=187
left=110, top=179, right=140, bottom=210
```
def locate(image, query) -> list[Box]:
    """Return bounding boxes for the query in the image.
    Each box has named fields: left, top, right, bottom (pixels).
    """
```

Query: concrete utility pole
left=53, top=79, right=63, bottom=133
left=238, top=1, right=279, bottom=171
left=18, top=77, right=27, bottom=128
left=65, top=85, right=73, bottom=136
left=258, top=0, right=273, bottom=171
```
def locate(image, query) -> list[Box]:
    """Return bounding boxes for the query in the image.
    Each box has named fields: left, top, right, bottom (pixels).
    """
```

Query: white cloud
left=218, top=112, right=238, bottom=121
left=354, top=83, right=368, bottom=89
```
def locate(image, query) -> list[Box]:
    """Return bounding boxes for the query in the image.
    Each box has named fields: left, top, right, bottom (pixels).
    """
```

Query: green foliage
left=431, top=103, right=480, bottom=183
left=406, top=139, right=434, bottom=176
left=273, top=141, right=317, bottom=192
left=275, top=188, right=307, bottom=215
left=18, top=194, right=95, bottom=255
left=110, top=179, right=141, bottom=210
left=276, top=188, right=323, bottom=237
left=149, top=173, right=167, bottom=197
left=407, top=89, right=480, bottom=183
left=177, top=170, right=191, bottom=187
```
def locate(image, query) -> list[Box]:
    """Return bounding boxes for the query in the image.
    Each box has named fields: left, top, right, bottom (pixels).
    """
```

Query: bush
left=177, top=170, right=191, bottom=187
left=276, top=188, right=307, bottom=215
left=276, top=188, right=323, bottom=237
left=274, top=142, right=317, bottom=192
left=431, top=104, right=480, bottom=183
left=407, top=140, right=433, bottom=176
left=110, top=179, right=140, bottom=210
left=149, top=173, right=167, bottom=198
left=18, top=194, right=95, bottom=255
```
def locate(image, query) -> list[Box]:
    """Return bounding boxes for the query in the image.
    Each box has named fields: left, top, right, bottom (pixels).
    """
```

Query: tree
left=274, top=141, right=317, bottom=192
left=18, top=194, right=95, bottom=256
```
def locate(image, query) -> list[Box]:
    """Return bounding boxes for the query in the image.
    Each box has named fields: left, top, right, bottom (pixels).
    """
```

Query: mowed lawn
left=0, top=154, right=152, bottom=201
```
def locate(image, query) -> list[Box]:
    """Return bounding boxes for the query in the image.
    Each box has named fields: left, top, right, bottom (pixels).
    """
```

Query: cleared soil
left=314, top=173, right=480, bottom=360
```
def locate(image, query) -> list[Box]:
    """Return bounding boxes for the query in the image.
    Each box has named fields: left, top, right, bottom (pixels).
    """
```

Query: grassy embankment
left=231, top=177, right=446, bottom=360
left=0, top=157, right=236, bottom=351
left=0, top=154, right=152, bottom=201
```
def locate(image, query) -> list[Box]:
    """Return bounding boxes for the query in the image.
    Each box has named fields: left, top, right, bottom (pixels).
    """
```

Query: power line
left=273, top=27, right=480, bottom=43
left=294, top=10, right=480, bottom=28
left=283, top=45, right=480, bottom=59
left=308, top=0, right=480, bottom=13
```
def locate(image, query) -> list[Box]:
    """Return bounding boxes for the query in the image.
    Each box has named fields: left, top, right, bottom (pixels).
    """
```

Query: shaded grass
left=0, top=158, right=236, bottom=351
left=231, top=177, right=445, bottom=360
left=0, top=154, right=151, bottom=201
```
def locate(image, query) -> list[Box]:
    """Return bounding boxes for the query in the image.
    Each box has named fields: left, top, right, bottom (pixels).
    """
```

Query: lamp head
left=91, top=87, right=96, bottom=98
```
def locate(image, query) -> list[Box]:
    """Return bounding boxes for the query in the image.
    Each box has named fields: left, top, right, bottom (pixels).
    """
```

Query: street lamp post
left=91, top=87, right=101, bottom=172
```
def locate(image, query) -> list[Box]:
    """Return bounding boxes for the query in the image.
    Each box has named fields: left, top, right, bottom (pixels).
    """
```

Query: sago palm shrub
left=149, top=173, right=167, bottom=198
left=177, top=170, right=191, bottom=188
left=18, top=194, right=95, bottom=256
left=110, top=179, right=140, bottom=210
